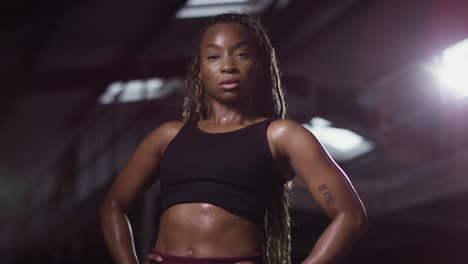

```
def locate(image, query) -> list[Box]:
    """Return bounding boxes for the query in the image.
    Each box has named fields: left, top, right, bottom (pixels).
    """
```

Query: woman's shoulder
left=143, top=120, right=185, bottom=151
left=157, top=120, right=185, bottom=133
left=269, top=118, right=304, bottom=133
left=268, top=118, right=319, bottom=148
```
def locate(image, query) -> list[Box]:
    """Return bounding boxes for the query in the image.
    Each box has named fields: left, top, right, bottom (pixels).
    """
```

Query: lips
left=219, top=78, right=240, bottom=89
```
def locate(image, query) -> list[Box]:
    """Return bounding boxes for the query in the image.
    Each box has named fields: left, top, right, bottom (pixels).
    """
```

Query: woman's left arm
left=272, top=119, right=368, bottom=264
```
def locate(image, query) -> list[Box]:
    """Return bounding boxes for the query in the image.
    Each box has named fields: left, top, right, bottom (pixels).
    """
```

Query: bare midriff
left=154, top=203, right=263, bottom=257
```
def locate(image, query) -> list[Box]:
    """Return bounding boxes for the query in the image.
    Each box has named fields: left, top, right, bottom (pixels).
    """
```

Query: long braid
left=182, top=13, right=291, bottom=264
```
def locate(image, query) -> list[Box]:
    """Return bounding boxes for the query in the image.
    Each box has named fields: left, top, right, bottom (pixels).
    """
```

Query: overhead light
left=302, top=117, right=374, bottom=162
left=120, top=80, right=146, bottom=103
left=187, top=0, right=250, bottom=6
left=99, top=82, right=125, bottom=105
left=146, top=78, right=165, bottom=99
left=99, top=78, right=165, bottom=105
left=176, top=0, right=274, bottom=19
left=433, top=38, right=468, bottom=98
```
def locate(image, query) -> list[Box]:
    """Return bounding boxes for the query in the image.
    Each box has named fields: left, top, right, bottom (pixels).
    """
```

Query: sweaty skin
left=101, top=22, right=367, bottom=264
left=152, top=23, right=268, bottom=259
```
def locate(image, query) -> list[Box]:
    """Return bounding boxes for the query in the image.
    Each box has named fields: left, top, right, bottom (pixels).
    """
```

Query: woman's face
left=199, top=23, right=259, bottom=104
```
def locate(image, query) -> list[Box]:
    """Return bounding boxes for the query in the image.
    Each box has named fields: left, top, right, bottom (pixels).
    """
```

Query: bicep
left=281, top=123, right=364, bottom=219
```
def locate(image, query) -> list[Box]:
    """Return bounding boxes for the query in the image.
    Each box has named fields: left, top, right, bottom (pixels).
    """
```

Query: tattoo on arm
left=318, top=184, right=335, bottom=206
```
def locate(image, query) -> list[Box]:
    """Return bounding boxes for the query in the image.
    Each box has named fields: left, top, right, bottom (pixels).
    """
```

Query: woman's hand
left=144, top=252, right=163, bottom=264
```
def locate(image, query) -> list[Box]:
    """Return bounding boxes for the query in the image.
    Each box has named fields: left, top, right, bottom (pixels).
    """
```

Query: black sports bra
left=158, top=118, right=281, bottom=225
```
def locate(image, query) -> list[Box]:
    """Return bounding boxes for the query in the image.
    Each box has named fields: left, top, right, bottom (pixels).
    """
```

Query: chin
left=215, top=93, right=250, bottom=105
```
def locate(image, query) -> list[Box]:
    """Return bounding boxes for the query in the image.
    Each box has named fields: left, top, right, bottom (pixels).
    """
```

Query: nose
left=221, top=57, right=238, bottom=73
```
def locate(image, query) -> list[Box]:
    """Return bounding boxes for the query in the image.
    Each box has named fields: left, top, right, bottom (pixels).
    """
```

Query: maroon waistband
left=151, top=249, right=264, bottom=264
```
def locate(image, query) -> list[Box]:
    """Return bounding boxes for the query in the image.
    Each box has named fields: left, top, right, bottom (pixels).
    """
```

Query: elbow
left=356, top=211, right=368, bottom=235
left=338, top=207, right=368, bottom=236
left=351, top=207, right=368, bottom=236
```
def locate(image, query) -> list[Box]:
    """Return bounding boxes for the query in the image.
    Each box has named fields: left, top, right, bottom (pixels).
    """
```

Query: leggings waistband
left=151, top=249, right=264, bottom=264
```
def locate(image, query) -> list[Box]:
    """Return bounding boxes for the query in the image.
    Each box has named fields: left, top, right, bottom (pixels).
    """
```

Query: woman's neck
left=206, top=100, right=256, bottom=125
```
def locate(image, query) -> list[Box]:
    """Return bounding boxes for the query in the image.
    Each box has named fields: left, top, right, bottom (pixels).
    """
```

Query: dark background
left=1, top=0, right=468, bottom=263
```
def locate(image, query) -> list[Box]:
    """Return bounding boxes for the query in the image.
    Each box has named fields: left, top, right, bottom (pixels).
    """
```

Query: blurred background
left=1, top=0, right=468, bottom=263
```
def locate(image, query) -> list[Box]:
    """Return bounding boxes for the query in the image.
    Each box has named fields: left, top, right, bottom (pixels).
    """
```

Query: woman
left=100, top=13, right=367, bottom=264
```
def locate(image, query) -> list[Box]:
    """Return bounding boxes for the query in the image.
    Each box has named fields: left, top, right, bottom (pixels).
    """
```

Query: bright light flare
left=434, top=38, right=468, bottom=98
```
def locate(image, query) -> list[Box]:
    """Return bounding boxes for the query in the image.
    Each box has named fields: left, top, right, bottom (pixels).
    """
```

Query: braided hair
left=182, top=13, right=292, bottom=264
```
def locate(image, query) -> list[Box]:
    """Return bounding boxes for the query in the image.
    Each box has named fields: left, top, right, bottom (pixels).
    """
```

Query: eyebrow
left=203, top=40, right=250, bottom=50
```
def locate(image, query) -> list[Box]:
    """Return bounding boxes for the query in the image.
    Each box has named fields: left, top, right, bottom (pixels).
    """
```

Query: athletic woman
left=100, top=13, right=367, bottom=264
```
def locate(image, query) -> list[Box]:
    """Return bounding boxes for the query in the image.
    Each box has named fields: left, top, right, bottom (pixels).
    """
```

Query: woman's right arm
left=100, top=121, right=183, bottom=264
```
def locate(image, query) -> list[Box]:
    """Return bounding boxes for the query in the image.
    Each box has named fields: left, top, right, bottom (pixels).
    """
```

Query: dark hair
left=182, top=13, right=292, bottom=264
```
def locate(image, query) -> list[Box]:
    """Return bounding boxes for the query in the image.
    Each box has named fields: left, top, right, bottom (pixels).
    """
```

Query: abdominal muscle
left=154, top=203, right=264, bottom=257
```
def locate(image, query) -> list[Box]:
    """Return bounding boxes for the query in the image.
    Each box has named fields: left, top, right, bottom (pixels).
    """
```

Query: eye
left=236, top=52, right=249, bottom=59
left=207, top=55, right=219, bottom=61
